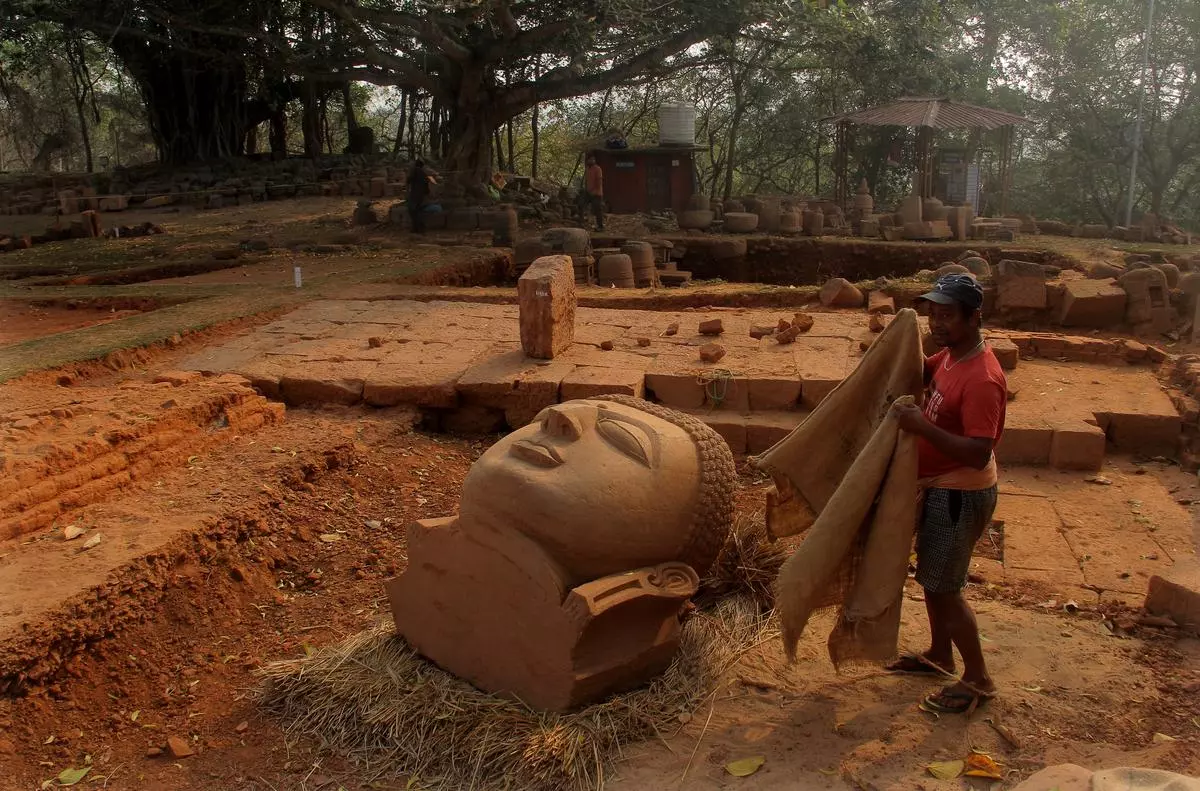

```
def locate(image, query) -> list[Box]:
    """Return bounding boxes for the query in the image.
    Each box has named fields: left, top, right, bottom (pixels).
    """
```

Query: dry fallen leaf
left=964, top=752, right=1003, bottom=780
left=725, top=756, right=766, bottom=777
left=926, top=760, right=964, bottom=780
left=318, top=533, right=342, bottom=543
left=56, top=767, right=91, bottom=786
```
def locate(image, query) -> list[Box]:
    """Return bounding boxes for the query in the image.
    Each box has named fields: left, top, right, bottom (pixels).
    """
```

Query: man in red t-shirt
left=888, top=274, right=1006, bottom=714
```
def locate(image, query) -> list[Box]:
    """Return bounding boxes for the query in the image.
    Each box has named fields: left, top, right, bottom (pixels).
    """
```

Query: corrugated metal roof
left=823, top=97, right=1028, bottom=130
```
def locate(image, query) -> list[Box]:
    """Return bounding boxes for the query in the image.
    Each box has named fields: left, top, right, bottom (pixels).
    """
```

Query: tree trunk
left=394, top=91, right=408, bottom=155
left=506, top=119, right=514, bottom=175
left=407, top=93, right=419, bottom=155
left=74, top=96, right=94, bottom=173
left=300, top=80, right=322, bottom=159
left=723, top=104, right=744, bottom=201
left=429, top=100, right=441, bottom=159
left=342, top=81, right=358, bottom=133
left=321, top=95, right=333, bottom=154
left=530, top=101, right=540, bottom=178
left=530, top=58, right=541, bottom=178
left=114, top=40, right=248, bottom=164
left=269, top=110, right=287, bottom=156
left=443, top=109, right=494, bottom=184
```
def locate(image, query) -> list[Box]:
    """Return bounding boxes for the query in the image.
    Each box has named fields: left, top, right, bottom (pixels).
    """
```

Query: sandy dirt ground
left=1, top=198, right=1199, bottom=790
left=0, top=352, right=1196, bottom=790
left=0, top=301, right=145, bottom=344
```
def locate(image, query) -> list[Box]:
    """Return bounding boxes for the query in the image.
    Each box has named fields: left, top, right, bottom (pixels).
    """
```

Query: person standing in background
left=584, top=154, right=605, bottom=231
left=407, top=160, right=431, bottom=233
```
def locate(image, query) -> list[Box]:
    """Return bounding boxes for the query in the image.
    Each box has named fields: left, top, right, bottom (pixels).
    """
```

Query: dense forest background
left=2, top=0, right=1197, bottom=228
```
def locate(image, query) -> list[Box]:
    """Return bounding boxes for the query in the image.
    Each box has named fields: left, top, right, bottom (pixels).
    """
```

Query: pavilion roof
left=824, top=97, right=1029, bottom=130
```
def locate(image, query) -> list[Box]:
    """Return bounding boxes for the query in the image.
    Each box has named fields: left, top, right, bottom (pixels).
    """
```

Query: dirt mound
left=1, top=374, right=284, bottom=541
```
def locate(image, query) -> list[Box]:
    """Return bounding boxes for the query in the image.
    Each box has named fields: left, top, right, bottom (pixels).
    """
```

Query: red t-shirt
left=918, top=346, right=1008, bottom=478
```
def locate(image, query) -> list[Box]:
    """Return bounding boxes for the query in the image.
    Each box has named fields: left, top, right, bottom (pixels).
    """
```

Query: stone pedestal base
left=387, top=517, right=698, bottom=711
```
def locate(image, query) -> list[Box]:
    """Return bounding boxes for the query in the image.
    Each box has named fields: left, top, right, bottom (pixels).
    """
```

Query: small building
left=589, top=146, right=699, bottom=215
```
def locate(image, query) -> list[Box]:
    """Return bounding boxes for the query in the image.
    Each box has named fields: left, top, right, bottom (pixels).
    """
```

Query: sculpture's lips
left=511, top=439, right=563, bottom=468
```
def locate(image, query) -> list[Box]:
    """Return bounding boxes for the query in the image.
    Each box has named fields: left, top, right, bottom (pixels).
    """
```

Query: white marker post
left=294, top=266, right=303, bottom=288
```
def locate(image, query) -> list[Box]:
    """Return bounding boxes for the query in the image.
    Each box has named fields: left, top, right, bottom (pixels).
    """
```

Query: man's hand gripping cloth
left=751, top=308, right=925, bottom=666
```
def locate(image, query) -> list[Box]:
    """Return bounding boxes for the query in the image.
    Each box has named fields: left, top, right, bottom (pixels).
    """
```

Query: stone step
left=658, top=270, right=692, bottom=287
left=685, top=409, right=808, bottom=455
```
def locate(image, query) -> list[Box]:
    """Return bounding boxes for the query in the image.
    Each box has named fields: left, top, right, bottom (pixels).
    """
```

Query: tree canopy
left=1, top=0, right=1198, bottom=229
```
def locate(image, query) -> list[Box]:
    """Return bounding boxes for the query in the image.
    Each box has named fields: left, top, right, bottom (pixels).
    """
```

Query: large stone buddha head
left=459, top=395, right=736, bottom=587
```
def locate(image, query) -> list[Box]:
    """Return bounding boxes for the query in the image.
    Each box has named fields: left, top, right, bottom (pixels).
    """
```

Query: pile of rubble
left=0, top=154, right=435, bottom=217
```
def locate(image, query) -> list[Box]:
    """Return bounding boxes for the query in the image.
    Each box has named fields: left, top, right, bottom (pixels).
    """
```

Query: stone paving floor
left=175, top=299, right=1195, bottom=605
left=179, top=299, right=1179, bottom=458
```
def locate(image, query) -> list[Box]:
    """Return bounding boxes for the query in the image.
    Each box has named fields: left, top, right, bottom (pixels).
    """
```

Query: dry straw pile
left=258, top=515, right=781, bottom=791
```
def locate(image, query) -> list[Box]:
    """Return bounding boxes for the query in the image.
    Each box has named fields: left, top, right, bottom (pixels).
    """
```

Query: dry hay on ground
left=258, top=591, right=777, bottom=791
left=697, top=511, right=787, bottom=612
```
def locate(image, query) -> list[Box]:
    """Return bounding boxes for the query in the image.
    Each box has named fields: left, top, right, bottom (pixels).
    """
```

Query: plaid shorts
left=915, top=486, right=998, bottom=594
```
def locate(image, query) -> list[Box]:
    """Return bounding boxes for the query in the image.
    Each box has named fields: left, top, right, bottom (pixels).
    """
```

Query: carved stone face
left=459, top=399, right=702, bottom=585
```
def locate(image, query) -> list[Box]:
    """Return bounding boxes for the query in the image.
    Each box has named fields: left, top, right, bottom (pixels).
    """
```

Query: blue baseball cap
left=917, top=274, right=984, bottom=311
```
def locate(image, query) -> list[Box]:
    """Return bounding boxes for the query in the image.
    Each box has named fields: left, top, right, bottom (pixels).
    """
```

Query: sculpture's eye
left=597, top=418, right=653, bottom=467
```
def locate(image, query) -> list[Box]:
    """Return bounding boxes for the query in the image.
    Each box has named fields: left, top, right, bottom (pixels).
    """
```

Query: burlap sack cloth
left=751, top=308, right=925, bottom=666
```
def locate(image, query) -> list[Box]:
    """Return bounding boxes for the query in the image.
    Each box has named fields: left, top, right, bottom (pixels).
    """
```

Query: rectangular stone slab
left=1059, top=279, right=1127, bottom=328
left=560, top=367, right=645, bottom=400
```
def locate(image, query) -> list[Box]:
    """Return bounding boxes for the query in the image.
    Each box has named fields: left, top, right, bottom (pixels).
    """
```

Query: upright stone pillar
left=519, top=255, right=576, bottom=359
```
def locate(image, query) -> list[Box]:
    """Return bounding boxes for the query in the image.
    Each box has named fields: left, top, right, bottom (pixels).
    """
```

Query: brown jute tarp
left=751, top=308, right=925, bottom=665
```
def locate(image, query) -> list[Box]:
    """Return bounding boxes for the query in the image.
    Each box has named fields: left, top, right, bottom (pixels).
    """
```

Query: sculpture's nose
left=543, top=404, right=584, bottom=442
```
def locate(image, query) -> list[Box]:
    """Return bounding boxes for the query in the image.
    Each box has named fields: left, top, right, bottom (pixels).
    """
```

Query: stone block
left=746, top=377, right=803, bottom=411
left=694, top=413, right=748, bottom=455
left=279, top=361, right=374, bottom=406
left=80, top=210, right=102, bottom=238
left=996, top=259, right=1047, bottom=310
left=819, top=278, right=864, bottom=308
left=1101, top=412, right=1180, bottom=455
left=1059, top=279, right=1127, bottom=328
left=988, top=338, right=1019, bottom=370
left=867, top=291, right=895, bottom=315
left=98, top=195, right=128, bottom=212
left=898, top=194, right=922, bottom=224
left=995, top=415, right=1052, bottom=465
left=1119, top=267, right=1169, bottom=325
left=1145, top=562, right=1200, bottom=632
left=698, top=343, right=726, bottom=363
left=799, top=377, right=840, bottom=409
left=518, top=256, right=576, bottom=360
left=945, top=206, right=969, bottom=241
left=745, top=412, right=805, bottom=454
left=560, top=367, right=645, bottom=400
left=364, top=364, right=463, bottom=409
left=644, top=371, right=706, bottom=410
left=996, top=495, right=1077, bottom=574
left=456, top=349, right=573, bottom=422
left=903, top=220, right=952, bottom=240
left=1049, top=421, right=1105, bottom=471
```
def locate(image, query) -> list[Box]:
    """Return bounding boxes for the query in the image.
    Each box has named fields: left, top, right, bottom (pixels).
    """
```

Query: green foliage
left=2, top=0, right=1198, bottom=230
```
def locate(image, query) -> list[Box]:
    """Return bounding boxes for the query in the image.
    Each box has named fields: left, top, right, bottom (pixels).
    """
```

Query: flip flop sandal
left=922, top=687, right=995, bottom=714
left=886, top=654, right=953, bottom=676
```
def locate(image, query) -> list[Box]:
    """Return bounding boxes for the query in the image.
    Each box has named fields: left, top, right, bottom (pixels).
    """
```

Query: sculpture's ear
left=562, top=562, right=699, bottom=623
